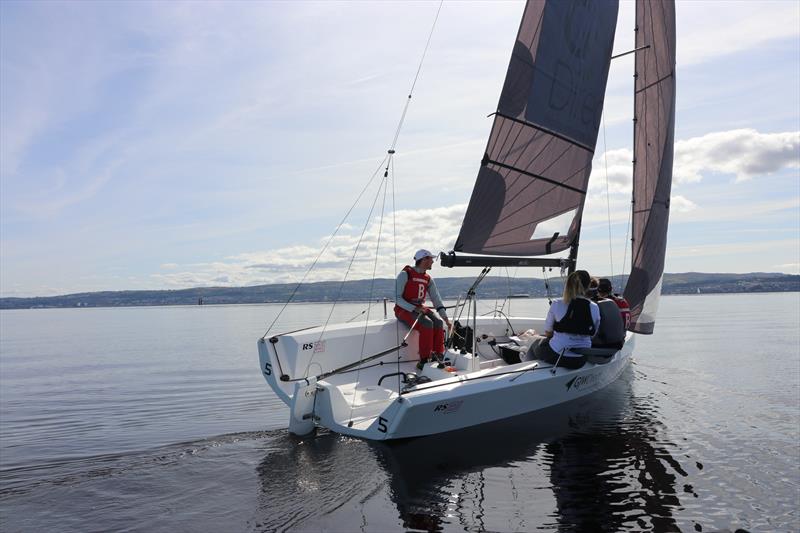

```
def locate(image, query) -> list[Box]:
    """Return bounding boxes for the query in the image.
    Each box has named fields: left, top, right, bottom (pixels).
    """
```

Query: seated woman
left=529, top=270, right=600, bottom=369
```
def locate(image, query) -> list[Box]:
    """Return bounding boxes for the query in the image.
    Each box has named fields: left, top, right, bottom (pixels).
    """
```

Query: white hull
left=258, top=316, right=633, bottom=440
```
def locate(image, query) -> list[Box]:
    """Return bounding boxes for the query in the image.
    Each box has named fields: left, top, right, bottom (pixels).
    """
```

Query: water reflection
left=253, top=366, right=691, bottom=531
left=371, top=365, right=686, bottom=531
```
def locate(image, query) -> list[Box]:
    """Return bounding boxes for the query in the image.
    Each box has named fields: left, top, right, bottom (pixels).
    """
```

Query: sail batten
left=492, top=112, right=596, bottom=153
left=485, top=160, right=588, bottom=195
left=454, top=0, right=619, bottom=258
left=623, top=0, right=676, bottom=334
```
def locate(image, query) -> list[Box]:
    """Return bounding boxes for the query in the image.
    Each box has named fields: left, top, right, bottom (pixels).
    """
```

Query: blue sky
left=1, top=0, right=798, bottom=297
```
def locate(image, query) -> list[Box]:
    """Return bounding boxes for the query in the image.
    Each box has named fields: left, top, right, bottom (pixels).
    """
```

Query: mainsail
left=454, top=0, right=619, bottom=258
left=623, top=0, right=676, bottom=334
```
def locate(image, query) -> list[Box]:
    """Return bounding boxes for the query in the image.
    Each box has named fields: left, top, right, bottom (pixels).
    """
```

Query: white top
left=544, top=297, right=601, bottom=354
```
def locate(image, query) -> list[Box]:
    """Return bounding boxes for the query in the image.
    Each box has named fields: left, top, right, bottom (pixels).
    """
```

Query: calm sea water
left=1, top=293, right=798, bottom=532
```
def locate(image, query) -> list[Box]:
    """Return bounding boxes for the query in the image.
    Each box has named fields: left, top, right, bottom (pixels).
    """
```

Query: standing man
left=395, top=249, right=452, bottom=370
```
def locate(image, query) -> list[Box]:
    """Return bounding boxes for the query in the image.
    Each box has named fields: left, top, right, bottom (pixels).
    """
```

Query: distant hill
left=1, top=272, right=797, bottom=310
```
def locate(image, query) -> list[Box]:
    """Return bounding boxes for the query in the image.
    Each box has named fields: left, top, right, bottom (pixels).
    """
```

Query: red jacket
left=611, top=294, right=631, bottom=329
left=400, top=265, right=430, bottom=307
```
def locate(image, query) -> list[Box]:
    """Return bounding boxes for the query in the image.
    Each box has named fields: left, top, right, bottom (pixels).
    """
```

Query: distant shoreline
left=2, top=272, right=797, bottom=310
left=2, top=291, right=798, bottom=313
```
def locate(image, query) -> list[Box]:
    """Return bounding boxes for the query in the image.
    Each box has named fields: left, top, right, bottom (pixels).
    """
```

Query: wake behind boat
left=257, top=0, right=675, bottom=441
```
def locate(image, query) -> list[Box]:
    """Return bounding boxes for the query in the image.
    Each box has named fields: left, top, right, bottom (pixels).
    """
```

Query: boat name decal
left=301, top=341, right=326, bottom=353
left=433, top=400, right=464, bottom=414
left=565, top=373, right=601, bottom=392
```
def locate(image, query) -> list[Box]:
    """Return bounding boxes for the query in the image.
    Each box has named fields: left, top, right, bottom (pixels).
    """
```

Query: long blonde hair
left=562, top=271, right=587, bottom=304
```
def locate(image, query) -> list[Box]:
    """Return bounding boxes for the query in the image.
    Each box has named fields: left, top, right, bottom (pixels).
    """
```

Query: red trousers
left=395, top=307, right=445, bottom=360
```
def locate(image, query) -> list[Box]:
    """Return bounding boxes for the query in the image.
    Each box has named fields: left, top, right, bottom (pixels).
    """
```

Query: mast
left=629, top=19, right=639, bottom=284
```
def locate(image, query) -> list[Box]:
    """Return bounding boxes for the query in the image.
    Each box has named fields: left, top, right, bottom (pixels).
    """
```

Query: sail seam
left=485, top=159, right=587, bottom=195
left=498, top=120, right=531, bottom=173
left=493, top=111, right=595, bottom=153
left=487, top=154, right=592, bottom=239
left=486, top=162, right=590, bottom=242
left=503, top=129, right=555, bottom=195
left=636, top=72, right=673, bottom=93
left=494, top=142, right=586, bottom=226
left=487, top=194, right=582, bottom=244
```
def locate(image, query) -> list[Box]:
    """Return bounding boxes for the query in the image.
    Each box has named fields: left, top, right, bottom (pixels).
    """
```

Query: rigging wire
left=391, top=157, right=401, bottom=395
left=349, top=168, right=391, bottom=422
left=601, top=111, right=615, bottom=279
left=261, top=155, right=388, bottom=338
left=542, top=267, right=553, bottom=305
left=622, top=195, right=633, bottom=291
left=304, top=172, right=389, bottom=377
left=266, top=1, right=444, bottom=382
left=389, top=0, right=444, bottom=151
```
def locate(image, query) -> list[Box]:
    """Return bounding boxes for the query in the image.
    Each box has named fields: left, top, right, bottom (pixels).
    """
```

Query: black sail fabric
left=455, top=0, right=619, bottom=256
left=623, top=0, right=676, bottom=334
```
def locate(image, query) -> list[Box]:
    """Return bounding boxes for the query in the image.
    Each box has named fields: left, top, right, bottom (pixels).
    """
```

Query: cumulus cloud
left=151, top=204, right=466, bottom=289
left=588, top=148, right=633, bottom=194
left=669, top=195, right=698, bottom=214
left=151, top=128, right=796, bottom=289
left=674, top=129, right=800, bottom=183
left=589, top=129, right=799, bottom=190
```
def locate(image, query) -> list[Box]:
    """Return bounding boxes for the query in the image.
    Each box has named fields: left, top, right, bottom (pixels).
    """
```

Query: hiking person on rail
left=395, top=249, right=451, bottom=370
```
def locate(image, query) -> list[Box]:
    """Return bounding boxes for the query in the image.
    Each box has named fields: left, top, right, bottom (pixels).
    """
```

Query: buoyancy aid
left=400, top=265, right=430, bottom=305
left=594, top=298, right=625, bottom=347
left=553, top=297, right=596, bottom=336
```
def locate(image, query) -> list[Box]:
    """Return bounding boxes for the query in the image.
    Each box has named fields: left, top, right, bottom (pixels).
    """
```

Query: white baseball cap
left=413, top=249, right=435, bottom=261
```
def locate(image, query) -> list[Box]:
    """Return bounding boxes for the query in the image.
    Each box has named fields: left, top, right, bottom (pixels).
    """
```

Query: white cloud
left=148, top=126, right=798, bottom=290
left=2, top=0, right=798, bottom=296
left=674, top=129, right=800, bottom=183
left=670, top=195, right=698, bottom=214
left=589, top=129, right=800, bottom=190
left=151, top=204, right=467, bottom=289
left=589, top=148, right=634, bottom=194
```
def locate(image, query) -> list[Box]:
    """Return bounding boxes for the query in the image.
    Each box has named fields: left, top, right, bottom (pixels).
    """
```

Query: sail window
left=529, top=209, right=577, bottom=241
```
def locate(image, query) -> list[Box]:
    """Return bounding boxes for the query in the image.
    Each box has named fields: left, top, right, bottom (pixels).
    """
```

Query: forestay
left=454, top=1, right=618, bottom=257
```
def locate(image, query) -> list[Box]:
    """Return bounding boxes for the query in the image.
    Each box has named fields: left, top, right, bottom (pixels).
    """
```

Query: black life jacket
left=553, top=297, right=596, bottom=336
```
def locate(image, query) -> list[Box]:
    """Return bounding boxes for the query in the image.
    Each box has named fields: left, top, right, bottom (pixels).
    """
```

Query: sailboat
left=257, top=0, right=675, bottom=440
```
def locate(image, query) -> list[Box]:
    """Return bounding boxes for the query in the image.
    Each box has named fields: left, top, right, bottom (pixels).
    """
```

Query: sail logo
left=565, top=373, right=600, bottom=392
left=433, top=400, right=464, bottom=414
